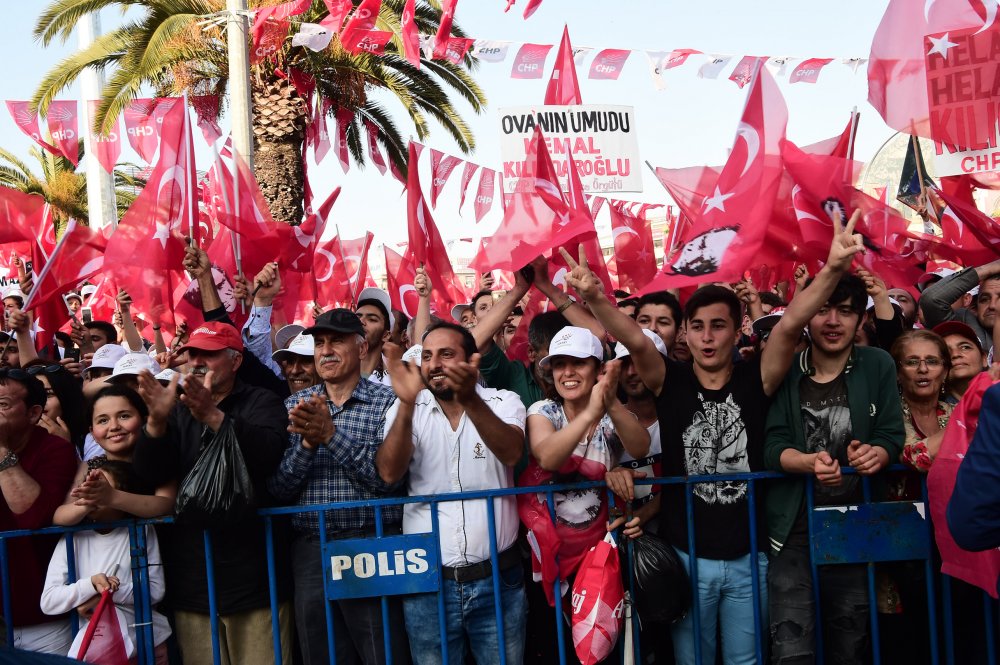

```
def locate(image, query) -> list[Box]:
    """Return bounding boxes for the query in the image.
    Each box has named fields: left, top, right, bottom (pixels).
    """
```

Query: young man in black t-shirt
left=562, top=213, right=864, bottom=665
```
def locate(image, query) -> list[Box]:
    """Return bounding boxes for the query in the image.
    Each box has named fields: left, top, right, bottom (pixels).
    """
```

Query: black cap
left=304, top=308, right=365, bottom=337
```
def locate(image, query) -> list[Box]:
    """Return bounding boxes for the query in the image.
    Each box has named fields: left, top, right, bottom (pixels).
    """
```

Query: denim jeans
left=768, top=532, right=869, bottom=664
left=670, top=547, right=769, bottom=665
left=402, top=562, right=527, bottom=665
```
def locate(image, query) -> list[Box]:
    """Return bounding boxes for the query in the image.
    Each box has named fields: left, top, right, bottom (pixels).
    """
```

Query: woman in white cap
left=518, top=326, right=649, bottom=617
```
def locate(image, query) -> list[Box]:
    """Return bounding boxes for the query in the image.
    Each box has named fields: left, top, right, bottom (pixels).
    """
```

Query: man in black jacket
left=133, top=321, right=292, bottom=665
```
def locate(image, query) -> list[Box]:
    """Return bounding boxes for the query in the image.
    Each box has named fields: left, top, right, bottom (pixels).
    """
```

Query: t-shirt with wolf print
left=656, top=357, right=770, bottom=560
left=799, top=371, right=860, bottom=504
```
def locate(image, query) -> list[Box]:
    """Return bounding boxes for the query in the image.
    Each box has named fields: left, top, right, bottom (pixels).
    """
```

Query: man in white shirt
left=377, top=321, right=526, bottom=665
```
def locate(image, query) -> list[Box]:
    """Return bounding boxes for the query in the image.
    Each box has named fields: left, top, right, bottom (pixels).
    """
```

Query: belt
left=441, top=547, right=520, bottom=583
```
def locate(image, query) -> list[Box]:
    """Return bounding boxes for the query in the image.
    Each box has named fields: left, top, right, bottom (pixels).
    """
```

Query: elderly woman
left=890, top=330, right=953, bottom=472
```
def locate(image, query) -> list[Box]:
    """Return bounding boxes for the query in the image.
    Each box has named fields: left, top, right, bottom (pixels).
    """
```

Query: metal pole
left=77, top=10, right=119, bottom=230
left=226, top=0, right=254, bottom=169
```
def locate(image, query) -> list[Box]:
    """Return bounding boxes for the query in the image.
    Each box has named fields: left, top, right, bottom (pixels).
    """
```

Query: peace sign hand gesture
left=558, top=246, right=603, bottom=302
left=826, top=209, right=865, bottom=273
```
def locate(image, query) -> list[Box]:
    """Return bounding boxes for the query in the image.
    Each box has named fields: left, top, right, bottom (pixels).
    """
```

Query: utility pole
left=227, top=0, right=254, bottom=169
left=77, top=11, right=118, bottom=229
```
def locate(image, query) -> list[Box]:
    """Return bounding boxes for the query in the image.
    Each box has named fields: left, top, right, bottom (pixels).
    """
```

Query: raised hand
left=414, top=267, right=432, bottom=299
left=443, top=353, right=481, bottom=404
left=479, top=272, right=495, bottom=291
left=733, top=277, right=759, bottom=306
left=559, top=246, right=603, bottom=302
left=115, top=289, right=133, bottom=312
left=137, top=369, right=178, bottom=428
left=179, top=370, right=223, bottom=428
left=587, top=360, right=621, bottom=419
left=826, top=209, right=865, bottom=272
left=856, top=268, right=886, bottom=300
left=253, top=262, right=281, bottom=305
left=182, top=242, right=211, bottom=279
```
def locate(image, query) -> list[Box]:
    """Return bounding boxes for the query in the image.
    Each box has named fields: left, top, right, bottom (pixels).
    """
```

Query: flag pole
left=844, top=106, right=859, bottom=182
left=333, top=224, right=358, bottom=309
left=212, top=145, right=246, bottom=314
left=181, top=92, right=198, bottom=247
left=22, top=219, right=76, bottom=312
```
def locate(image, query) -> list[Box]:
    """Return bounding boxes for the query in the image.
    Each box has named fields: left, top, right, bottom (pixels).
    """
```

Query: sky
left=0, top=0, right=898, bottom=256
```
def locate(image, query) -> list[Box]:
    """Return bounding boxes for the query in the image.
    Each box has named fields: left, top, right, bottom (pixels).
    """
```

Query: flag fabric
left=71, top=590, right=131, bottom=665
left=649, top=65, right=787, bottom=289
left=123, top=98, right=177, bottom=163
left=788, top=58, right=834, bottom=84
left=292, top=22, right=337, bottom=51
left=104, top=100, right=190, bottom=328
left=88, top=100, right=122, bottom=174
left=289, top=186, right=340, bottom=273
left=5, top=101, right=59, bottom=156
left=401, top=0, right=421, bottom=66
left=458, top=161, right=480, bottom=211
left=868, top=0, right=993, bottom=143
left=45, top=101, right=79, bottom=166
left=698, top=54, right=732, bottom=79
left=339, top=0, right=388, bottom=54
left=571, top=533, right=624, bottom=665
left=334, top=108, right=352, bottom=173
left=24, top=218, right=106, bottom=313
left=0, top=187, right=50, bottom=246
left=937, top=188, right=1000, bottom=261
left=474, top=167, right=496, bottom=222
left=588, top=49, right=630, bottom=80
left=609, top=202, right=657, bottom=293
left=365, top=120, right=388, bottom=175
left=313, top=235, right=355, bottom=308
left=511, top=43, right=553, bottom=80
left=729, top=56, right=764, bottom=89
left=339, top=233, right=375, bottom=293
left=323, top=0, right=353, bottom=31
left=896, top=136, right=937, bottom=212
left=384, top=245, right=420, bottom=319
left=545, top=27, right=583, bottom=105
left=522, top=0, right=544, bottom=19
left=429, top=150, right=462, bottom=208
left=432, top=0, right=459, bottom=60
left=405, top=142, right=466, bottom=311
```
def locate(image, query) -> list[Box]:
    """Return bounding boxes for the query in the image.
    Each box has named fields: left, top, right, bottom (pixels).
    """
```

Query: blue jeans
left=402, top=563, right=527, bottom=665
left=671, top=548, right=769, bottom=665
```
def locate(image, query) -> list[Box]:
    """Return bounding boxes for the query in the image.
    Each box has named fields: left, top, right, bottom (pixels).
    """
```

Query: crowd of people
left=0, top=211, right=998, bottom=665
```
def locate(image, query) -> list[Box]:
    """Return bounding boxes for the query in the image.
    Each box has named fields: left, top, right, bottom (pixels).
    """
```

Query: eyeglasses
left=902, top=357, right=944, bottom=369
left=25, top=365, right=63, bottom=376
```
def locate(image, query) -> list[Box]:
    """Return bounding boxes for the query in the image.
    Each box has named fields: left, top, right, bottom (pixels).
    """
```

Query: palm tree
left=0, top=143, right=145, bottom=233
left=31, top=0, right=487, bottom=225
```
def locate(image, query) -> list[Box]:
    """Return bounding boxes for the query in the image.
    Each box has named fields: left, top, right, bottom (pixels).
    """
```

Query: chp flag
left=499, top=105, right=641, bottom=194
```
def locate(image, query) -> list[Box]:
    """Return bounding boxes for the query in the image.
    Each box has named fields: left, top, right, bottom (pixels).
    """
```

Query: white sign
left=498, top=105, right=642, bottom=194
left=935, top=144, right=1000, bottom=177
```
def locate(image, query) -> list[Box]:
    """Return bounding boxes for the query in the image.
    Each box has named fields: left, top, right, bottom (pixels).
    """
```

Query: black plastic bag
left=629, top=533, right=690, bottom=625
left=175, top=420, right=255, bottom=527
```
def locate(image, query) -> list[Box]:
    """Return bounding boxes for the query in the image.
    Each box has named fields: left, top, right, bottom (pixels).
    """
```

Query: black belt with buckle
left=441, top=547, right=520, bottom=583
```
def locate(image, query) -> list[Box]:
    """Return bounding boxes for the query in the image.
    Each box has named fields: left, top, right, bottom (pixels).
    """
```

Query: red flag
left=340, top=0, right=392, bottom=54
left=649, top=65, right=787, bottom=289
left=609, top=202, right=656, bottom=292
left=73, top=591, right=129, bottom=665
left=385, top=245, right=420, bottom=319
left=545, top=27, right=582, bottom=104
left=937, top=188, right=1000, bottom=261
left=88, top=101, right=122, bottom=174
left=523, top=0, right=543, bottom=19
left=365, top=120, right=388, bottom=174
left=429, top=150, right=462, bottom=208
left=588, top=49, right=630, bottom=81
left=511, top=43, right=553, bottom=80
left=105, top=100, right=190, bottom=328
left=339, top=232, right=375, bottom=293
left=311, top=99, right=332, bottom=164
left=868, top=0, right=993, bottom=143
left=401, top=0, right=421, bottom=67
left=192, top=95, right=223, bottom=145
left=24, top=218, right=106, bottom=313
left=664, top=48, right=701, bottom=69
left=458, top=161, right=479, bottom=212
left=0, top=187, right=49, bottom=246
left=789, top=58, right=834, bottom=84
left=406, top=142, right=466, bottom=310
left=250, top=0, right=310, bottom=64
left=474, top=128, right=596, bottom=271
left=290, top=186, right=340, bottom=273
left=5, top=101, right=59, bottom=156
left=123, top=98, right=177, bottom=163
left=334, top=107, right=351, bottom=173
left=323, top=0, right=353, bottom=31
left=436, top=37, right=474, bottom=64
left=432, top=0, right=458, bottom=59
left=729, top=56, right=766, bottom=89
left=46, top=101, right=79, bottom=166
left=474, top=167, right=496, bottom=222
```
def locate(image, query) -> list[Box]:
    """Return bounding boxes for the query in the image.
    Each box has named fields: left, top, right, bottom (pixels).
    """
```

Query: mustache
left=319, top=355, right=339, bottom=364
left=189, top=367, right=209, bottom=376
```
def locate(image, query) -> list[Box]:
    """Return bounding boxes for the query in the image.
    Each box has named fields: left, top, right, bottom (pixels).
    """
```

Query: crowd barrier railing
left=0, top=465, right=997, bottom=665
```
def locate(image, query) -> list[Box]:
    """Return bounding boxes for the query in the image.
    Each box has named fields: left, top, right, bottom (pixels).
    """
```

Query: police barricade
left=0, top=467, right=997, bottom=665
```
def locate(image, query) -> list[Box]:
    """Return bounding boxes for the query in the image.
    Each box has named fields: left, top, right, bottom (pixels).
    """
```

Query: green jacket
left=763, top=345, right=905, bottom=554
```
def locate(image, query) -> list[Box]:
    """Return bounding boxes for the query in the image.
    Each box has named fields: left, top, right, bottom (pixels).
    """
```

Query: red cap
left=178, top=321, right=244, bottom=353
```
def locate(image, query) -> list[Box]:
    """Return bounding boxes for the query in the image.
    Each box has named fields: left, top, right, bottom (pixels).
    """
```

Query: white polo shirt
left=383, top=385, right=526, bottom=568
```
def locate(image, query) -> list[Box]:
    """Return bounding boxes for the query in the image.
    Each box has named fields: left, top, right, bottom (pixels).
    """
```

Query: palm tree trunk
left=251, top=74, right=308, bottom=225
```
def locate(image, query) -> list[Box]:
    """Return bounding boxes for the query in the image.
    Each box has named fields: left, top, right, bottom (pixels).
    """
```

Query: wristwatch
left=0, top=451, right=19, bottom=472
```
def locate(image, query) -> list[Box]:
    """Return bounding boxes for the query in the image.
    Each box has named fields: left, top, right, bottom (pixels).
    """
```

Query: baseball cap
left=614, top=328, right=668, bottom=360
left=154, top=367, right=180, bottom=385
left=65, top=292, right=83, bottom=303
left=272, top=332, right=315, bottom=362
left=305, top=308, right=365, bottom=337
left=917, top=260, right=962, bottom=290
left=110, top=353, right=162, bottom=382
left=84, top=343, right=128, bottom=377
left=357, top=287, right=395, bottom=329
left=402, top=344, right=423, bottom=366
left=178, top=321, right=244, bottom=354
left=274, top=324, right=305, bottom=351
left=932, top=321, right=984, bottom=352
left=1, top=285, right=24, bottom=304
left=751, top=307, right=787, bottom=336
left=865, top=296, right=902, bottom=313
left=451, top=304, right=472, bottom=323
left=539, top=326, right=604, bottom=368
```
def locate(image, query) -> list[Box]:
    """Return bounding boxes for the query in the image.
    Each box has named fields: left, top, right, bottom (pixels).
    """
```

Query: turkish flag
left=288, top=186, right=340, bottom=274
left=88, top=100, right=122, bottom=174
left=334, top=107, right=351, bottom=173
left=545, top=27, right=582, bottom=104
left=406, top=142, right=466, bottom=311
left=73, top=591, right=130, bottom=665
left=648, top=66, right=787, bottom=289
left=0, top=187, right=50, bottom=246
left=339, top=232, right=375, bottom=294
left=937, top=188, right=1000, bottom=261
left=511, top=43, right=553, bottom=80
left=46, top=101, right=79, bottom=166
left=313, top=235, right=355, bottom=308
left=401, top=0, right=420, bottom=67
left=429, top=149, right=462, bottom=208
left=192, top=95, right=223, bottom=146
left=868, top=0, right=994, bottom=143
left=474, top=127, right=595, bottom=272
left=609, top=202, right=656, bottom=292
left=24, top=218, right=106, bottom=313
left=105, top=100, right=190, bottom=328
left=385, top=245, right=420, bottom=319
left=5, top=101, right=59, bottom=157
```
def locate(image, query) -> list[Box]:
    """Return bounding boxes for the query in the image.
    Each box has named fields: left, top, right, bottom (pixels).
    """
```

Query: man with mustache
left=267, top=309, right=409, bottom=665
left=376, top=321, right=526, bottom=665
left=271, top=333, right=319, bottom=394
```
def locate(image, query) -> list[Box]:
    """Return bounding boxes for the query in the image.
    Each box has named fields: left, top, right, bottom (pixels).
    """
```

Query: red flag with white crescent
left=385, top=245, right=420, bottom=319
left=609, top=202, right=657, bottom=293
left=432, top=0, right=458, bottom=59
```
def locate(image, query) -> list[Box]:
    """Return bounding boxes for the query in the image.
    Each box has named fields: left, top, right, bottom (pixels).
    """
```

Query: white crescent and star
left=611, top=226, right=641, bottom=244
left=977, top=0, right=998, bottom=34
left=735, top=122, right=760, bottom=178
left=398, top=284, right=417, bottom=317
left=314, top=247, right=337, bottom=283
left=927, top=33, right=959, bottom=59
left=703, top=186, right=734, bottom=214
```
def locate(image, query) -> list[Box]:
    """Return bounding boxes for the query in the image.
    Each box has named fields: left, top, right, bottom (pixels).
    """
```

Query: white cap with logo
left=85, top=344, right=129, bottom=376
left=110, top=353, right=162, bottom=382
left=272, top=332, right=315, bottom=362
left=539, top=326, right=604, bottom=368
left=614, top=328, right=668, bottom=360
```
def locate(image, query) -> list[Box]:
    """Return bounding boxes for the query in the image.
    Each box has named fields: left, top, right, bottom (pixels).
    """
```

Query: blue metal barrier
left=0, top=467, right=997, bottom=664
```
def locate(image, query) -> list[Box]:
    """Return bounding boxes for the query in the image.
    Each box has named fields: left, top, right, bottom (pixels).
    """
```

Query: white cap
left=80, top=284, right=97, bottom=300
left=85, top=343, right=128, bottom=376
left=539, top=326, right=604, bottom=368
left=1, top=285, right=24, bottom=302
left=615, top=328, right=668, bottom=360
left=272, top=332, right=315, bottom=362
left=154, top=368, right=179, bottom=384
left=110, top=352, right=162, bottom=382
left=402, top=344, right=423, bottom=366
left=451, top=304, right=472, bottom=323
left=357, top=287, right=395, bottom=329
left=751, top=307, right=787, bottom=335
left=865, top=296, right=902, bottom=312
left=274, top=324, right=305, bottom=351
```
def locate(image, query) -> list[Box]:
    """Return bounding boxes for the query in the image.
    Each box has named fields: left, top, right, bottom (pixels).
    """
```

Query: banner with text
left=499, top=105, right=642, bottom=194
